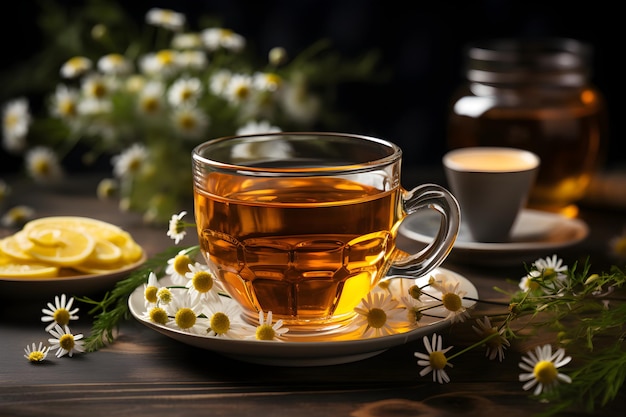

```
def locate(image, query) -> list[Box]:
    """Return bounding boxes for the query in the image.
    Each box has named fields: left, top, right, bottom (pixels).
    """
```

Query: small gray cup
left=443, top=147, right=540, bottom=243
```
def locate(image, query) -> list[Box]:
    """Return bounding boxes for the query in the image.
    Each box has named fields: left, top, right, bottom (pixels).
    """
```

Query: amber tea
left=195, top=175, right=399, bottom=328
left=192, top=132, right=459, bottom=332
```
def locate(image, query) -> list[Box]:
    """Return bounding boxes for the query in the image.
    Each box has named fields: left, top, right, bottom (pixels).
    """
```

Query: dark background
left=1, top=0, right=622, bottom=174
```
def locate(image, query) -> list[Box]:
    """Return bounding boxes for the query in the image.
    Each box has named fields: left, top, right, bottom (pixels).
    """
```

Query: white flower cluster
left=1, top=6, right=346, bottom=224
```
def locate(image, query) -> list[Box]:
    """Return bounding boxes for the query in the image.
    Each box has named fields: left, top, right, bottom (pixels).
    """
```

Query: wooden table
left=1, top=172, right=625, bottom=417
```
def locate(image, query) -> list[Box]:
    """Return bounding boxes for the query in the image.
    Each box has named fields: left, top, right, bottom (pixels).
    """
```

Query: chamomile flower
left=253, top=72, right=283, bottom=93
left=96, top=178, right=118, bottom=200
left=41, top=294, right=80, bottom=332
left=1, top=205, right=35, bottom=227
left=437, top=278, right=470, bottom=323
left=97, top=53, right=132, bottom=75
left=81, top=73, right=112, bottom=99
left=60, top=56, right=92, bottom=79
left=209, top=69, right=232, bottom=95
left=534, top=255, right=568, bottom=283
left=166, top=292, right=206, bottom=334
left=201, top=28, right=246, bottom=52
left=25, top=146, right=64, bottom=183
left=230, top=134, right=292, bottom=161
left=472, top=316, right=510, bottom=362
left=48, top=324, right=85, bottom=358
left=146, top=8, right=186, bottom=31
left=23, top=342, right=50, bottom=363
left=235, top=120, right=282, bottom=136
left=166, top=210, right=188, bottom=244
left=50, top=84, right=80, bottom=120
left=353, top=291, right=406, bottom=338
left=139, top=49, right=180, bottom=77
left=204, top=299, right=251, bottom=339
left=253, top=310, right=289, bottom=341
left=280, top=76, right=320, bottom=125
left=521, top=255, right=569, bottom=294
left=171, top=105, right=209, bottom=139
left=172, top=33, right=203, bottom=50
left=143, top=305, right=170, bottom=325
left=143, top=272, right=163, bottom=305
left=518, top=344, right=572, bottom=396
left=414, top=333, right=454, bottom=384
left=177, top=50, right=207, bottom=71
left=2, top=97, right=31, bottom=153
left=111, top=143, right=149, bottom=179
left=223, top=73, right=254, bottom=105
left=184, top=262, right=222, bottom=303
left=166, top=249, right=194, bottom=284
left=167, top=77, right=202, bottom=106
left=137, top=81, right=166, bottom=117
left=399, top=295, right=425, bottom=327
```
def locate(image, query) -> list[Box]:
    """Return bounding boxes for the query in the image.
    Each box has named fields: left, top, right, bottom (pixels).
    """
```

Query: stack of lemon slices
left=0, top=216, right=144, bottom=279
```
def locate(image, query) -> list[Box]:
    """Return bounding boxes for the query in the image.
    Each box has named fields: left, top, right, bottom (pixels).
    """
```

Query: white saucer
left=399, top=209, right=588, bottom=267
left=129, top=268, right=478, bottom=367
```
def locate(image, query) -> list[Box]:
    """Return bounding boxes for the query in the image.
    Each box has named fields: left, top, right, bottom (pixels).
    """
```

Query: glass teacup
left=192, top=132, right=459, bottom=333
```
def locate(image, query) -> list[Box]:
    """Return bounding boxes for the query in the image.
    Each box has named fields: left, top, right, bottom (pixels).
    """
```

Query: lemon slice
left=0, top=232, right=35, bottom=261
left=24, top=216, right=127, bottom=240
left=88, top=238, right=123, bottom=264
left=0, top=262, right=59, bottom=278
left=3, top=216, right=144, bottom=274
left=26, top=226, right=96, bottom=266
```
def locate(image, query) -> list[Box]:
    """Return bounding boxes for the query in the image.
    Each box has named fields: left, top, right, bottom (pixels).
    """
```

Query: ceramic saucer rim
left=399, top=208, right=589, bottom=253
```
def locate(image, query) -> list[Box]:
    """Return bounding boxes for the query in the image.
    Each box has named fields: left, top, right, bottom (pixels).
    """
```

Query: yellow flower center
left=192, top=271, right=214, bottom=293
left=377, top=280, right=390, bottom=291
left=429, top=351, right=447, bottom=370
left=442, top=293, right=462, bottom=312
left=173, top=254, right=191, bottom=275
left=533, top=360, right=558, bottom=384
left=59, top=334, right=75, bottom=351
left=178, top=114, right=196, bottom=129
left=141, top=97, right=160, bottom=113
left=234, top=85, right=250, bottom=100
left=87, top=81, right=108, bottom=98
left=367, top=307, right=387, bottom=329
left=145, top=286, right=158, bottom=303
left=220, top=28, right=234, bottom=37
left=527, top=278, right=540, bottom=291
left=256, top=324, right=275, bottom=340
left=408, top=285, right=422, bottom=300
left=4, top=113, right=17, bottom=127
left=59, top=100, right=77, bottom=117
left=175, top=307, right=197, bottom=329
left=33, top=159, right=51, bottom=176
left=149, top=307, right=168, bottom=324
left=157, top=287, right=173, bottom=304
left=28, top=351, right=46, bottom=362
left=53, top=308, right=70, bottom=326
left=127, top=157, right=143, bottom=174
left=180, top=88, right=194, bottom=101
left=210, top=312, right=230, bottom=335
left=407, top=308, right=422, bottom=324
left=156, top=50, right=175, bottom=66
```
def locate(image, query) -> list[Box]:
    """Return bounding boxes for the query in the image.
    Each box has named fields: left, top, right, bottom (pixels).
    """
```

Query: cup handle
left=390, top=184, right=460, bottom=277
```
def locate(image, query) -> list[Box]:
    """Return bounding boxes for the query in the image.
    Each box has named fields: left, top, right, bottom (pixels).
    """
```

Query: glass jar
left=446, top=38, right=608, bottom=217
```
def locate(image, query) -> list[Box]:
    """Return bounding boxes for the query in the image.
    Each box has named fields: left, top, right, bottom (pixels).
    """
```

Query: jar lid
left=465, top=38, right=592, bottom=86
